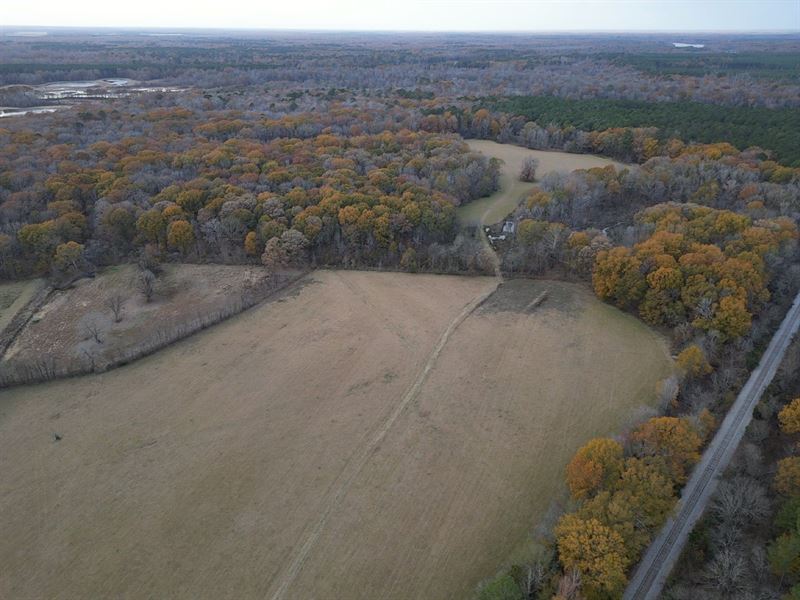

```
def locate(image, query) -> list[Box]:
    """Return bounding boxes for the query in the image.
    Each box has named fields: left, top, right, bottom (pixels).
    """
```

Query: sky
left=2, top=0, right=798, bottom=32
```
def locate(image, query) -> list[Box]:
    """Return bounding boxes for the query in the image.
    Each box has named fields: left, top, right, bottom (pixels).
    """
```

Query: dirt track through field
left=268, top=273, right=501, bottom=600
left=282, top=278, right=671, bottom=600
left=0, top=271, right=670, bottom=600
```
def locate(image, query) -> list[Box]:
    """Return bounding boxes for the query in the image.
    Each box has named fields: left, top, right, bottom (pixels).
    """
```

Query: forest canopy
left=488, top=95, right=800, bottom=167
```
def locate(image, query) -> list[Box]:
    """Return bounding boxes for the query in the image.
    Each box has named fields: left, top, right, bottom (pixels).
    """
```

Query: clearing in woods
left=0, top=271, right=671, bottom=600
left=2, top=264, right=277, bottom=367
left=459, top=140, right=628, bottom=226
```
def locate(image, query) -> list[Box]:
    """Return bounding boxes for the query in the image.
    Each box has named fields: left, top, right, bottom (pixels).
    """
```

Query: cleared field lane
left=459, top=140, right=628, bottom=226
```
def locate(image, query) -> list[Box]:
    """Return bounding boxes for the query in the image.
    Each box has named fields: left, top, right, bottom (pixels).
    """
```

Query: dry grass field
left=2, top=264, right=276, bottom=368
left=0, top=271, right=670, bottom=600
left=459, top=140, right=628, bottom=226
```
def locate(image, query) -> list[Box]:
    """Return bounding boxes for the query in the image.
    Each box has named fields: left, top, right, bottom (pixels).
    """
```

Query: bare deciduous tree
left=711, top=476, right=769, bottom=527
left=703, top=548, right=749, bottom=596
left=107, top=294, right=124, bottom=323
left=521, top=562, right=548, bottom=598
left=137, top=269, right=156, bottom=302
left=82, top=349, right=97, bottom=371
left=555, top=568, right=582, bottom=600
left=137, top=244, right=163, bottom=275
left=657, top=375, right=680, bottom=412
left=85, top=321, right=103, bottom=344
left=519, top=156, right=539, bottom=182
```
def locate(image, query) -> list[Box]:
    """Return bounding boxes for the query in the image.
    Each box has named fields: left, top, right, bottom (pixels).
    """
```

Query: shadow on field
left=269, top=272, right=317, bottom=304
left=478, top=279, right=582, bottom=316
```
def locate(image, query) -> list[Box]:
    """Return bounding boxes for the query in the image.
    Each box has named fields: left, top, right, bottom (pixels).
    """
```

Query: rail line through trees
left=624, top=289, right=800, bottom=600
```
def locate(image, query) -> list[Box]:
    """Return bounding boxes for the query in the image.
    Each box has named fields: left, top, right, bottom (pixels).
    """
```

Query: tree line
left=487, top=95, right=800, bottom=167
left=664, top=334, right=800, bottom=599
left=475, top=138, right=800, bottom=599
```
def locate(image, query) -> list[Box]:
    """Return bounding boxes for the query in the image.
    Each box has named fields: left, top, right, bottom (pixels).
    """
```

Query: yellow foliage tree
left=592, top=247, right=646, bottom=308
left=676, top=344, right=712, bottom=379
left=578, top=456, right=677, bottom=561
left=779, top=398, right=800, bottom=435
left=697, top=408, right=717, bottom=441
left=136, top=209, right=166, bottom=245
left=775, top=457, right=800, bottom=497
left=52, top=241, right=86, bottom=275
left=555, top=514, right=630, bottom=599
left=630, top=417, right=701, bottom=484
left=244, top=231, right=259, bottom=256
left=710, top=295, right=752, bottom=339
left=565, top=438, right=624, bottom=500
left=616, top=457, right=676, bottom=526
left=167, top=220, right=195, bottom=254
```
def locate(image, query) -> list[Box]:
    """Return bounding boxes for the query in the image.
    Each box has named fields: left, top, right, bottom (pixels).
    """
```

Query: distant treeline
left=4, top=34, right=800, bottom=108
left=488, top=95, right=800, bottom=167
left=605, top=51, right=800, bottom=82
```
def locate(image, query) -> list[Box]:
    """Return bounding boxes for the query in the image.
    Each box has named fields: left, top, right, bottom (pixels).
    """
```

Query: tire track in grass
left=267, top=275, right=501, bottom=600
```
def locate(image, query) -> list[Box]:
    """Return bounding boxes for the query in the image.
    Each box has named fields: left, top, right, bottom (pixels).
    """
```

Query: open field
left=2, top=264, right=277, bottom=369
left=459, top=140, right=628, bottom=226
left=0, top=271, right=671, bottom=600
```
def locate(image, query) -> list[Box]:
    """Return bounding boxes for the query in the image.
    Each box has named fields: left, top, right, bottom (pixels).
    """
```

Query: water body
left=0, top=106, right=69, bottom=119
left=0, top=79, right=184, bottom=118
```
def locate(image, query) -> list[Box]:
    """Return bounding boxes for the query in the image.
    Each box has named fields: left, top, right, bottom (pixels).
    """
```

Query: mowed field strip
left=459, top=140, right=628, bottom=226
left=0, top=271, right=670, bottom=599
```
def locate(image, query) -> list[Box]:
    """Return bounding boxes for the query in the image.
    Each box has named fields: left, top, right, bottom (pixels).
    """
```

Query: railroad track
left=624, top=290, right=800, bottom=600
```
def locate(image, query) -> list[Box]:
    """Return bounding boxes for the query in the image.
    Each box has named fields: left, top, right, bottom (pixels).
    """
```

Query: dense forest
left=488, top=96, right=800, bottom=166
left=606, top=50, right=800, bottom=81
left=3, top=89, right=798, bottom=286
left=482, top=114, right=800, bottom=595
left=480, top=138, right=800, bottom=596
left=2, top=32, right=799, bottom=109
left=663, top=334, right=800, bottom=599
left=0, top=101, right=503, bottom=280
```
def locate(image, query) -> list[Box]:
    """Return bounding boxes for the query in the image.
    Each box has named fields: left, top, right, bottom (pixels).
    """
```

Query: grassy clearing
left=458, top=140, right=626, bottom=226
left=3, top=264, right=274, bottom=368
left=0, top=271, right=670, bottom=600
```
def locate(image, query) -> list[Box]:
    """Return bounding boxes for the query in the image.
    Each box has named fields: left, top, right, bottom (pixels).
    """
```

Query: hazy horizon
left=2, top=0, right=798, bottom=33
left=2, top=26, right=799, bottom=35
